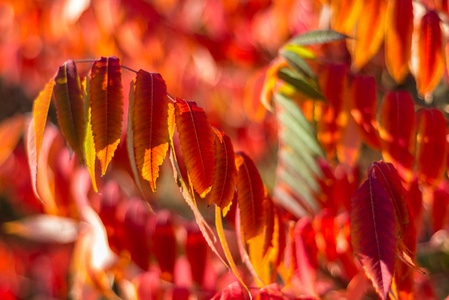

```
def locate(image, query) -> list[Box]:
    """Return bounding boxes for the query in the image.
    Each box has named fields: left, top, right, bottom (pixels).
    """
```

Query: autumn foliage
left=1, top=0, right=449, bottom=299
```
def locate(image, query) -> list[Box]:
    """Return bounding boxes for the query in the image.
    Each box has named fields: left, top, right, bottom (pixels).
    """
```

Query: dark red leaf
left=351, top=175, right=396, bottom=300
left=416, top=108, right=447, bottom=186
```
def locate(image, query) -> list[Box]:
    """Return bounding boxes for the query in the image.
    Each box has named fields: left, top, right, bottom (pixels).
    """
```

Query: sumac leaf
left=369, top=162, right=409, bottom=236
left=175, top=98, right=215, bottom=196
left=385, top=0, right=413, bottom=83
left=416, top=10, right=444, bottom=95
left=90, top=56, right=124, bottom=175
left=350, top=75, right=380, bottom=149
left=185, top=224, right=207, bottom=285
left=416, top=108, right=447, bottom=186
left=208, top=128, right=237, bottom=209
left=235, top=152, right=265, bottom=240
left=27, top=79, right=55, bottom=200
left=352, top=0, right=386, bottom=69
left=331, top=0, right=363, bottom=34
left=53, top=60, right=86, bottom=163
left=379, top=91, right=415, bottom=181
left=351, top=175, right=396, bottom=300
left=152, top=213, right=176, bottom=281
left=431, top=182, right=449, bottom=233
left=132, top=70, right=169, bottom=192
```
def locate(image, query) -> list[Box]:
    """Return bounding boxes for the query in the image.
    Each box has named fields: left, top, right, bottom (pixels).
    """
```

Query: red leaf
left=208, top=128, right=237, bottom=209
left=53, top=60, right=86, bottom=163
left=317, top=63, right=348, bottom=158
left=416, top=108, right=447, bottom=186
left=416, top=10, right=444, bottom=95
left=379, top=91, right=416, bottom=181
left=212, top=282, right=248, bottom=300
left=121, top=198, right=152, bottom=270
left=27, top=79, right=54, bottom=200
left=385, top=0, right=413, bottom=83
left=350, top=75, right=380, bottom=149
left=350, top=175, right=396, bottom=300
left=256, top=283, right=285, bottom=300
left=132, top=70, right=169, bottom=192
left=185, top=224, right=208, bottom=285
left=369, top=161, right=409, bottom=236
left=235, top=152, right=265, bottom=240
left=175, top=98, right=215, bottom=196
left=152, top=212, right=176, bottom=282
left=432, top=181, right=449, bottom=233
left=90, top=56, right=124, bottom=175
left=294, top=217, right=318, bottom=297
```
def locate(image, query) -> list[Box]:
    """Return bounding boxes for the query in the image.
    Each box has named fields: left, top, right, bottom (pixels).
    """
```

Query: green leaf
left=273, top=92, right=324, bottom=217
left=280, top=49, right=316, bottom=80
left=277, top=67, right=324, bottom=100
left=289, top=30, right=348, bottom=46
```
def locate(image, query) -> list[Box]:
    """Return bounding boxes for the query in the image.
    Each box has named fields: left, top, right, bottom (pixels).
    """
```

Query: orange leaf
left=352, top=0, right=387, bottom=70
left=416, top=10, right=444, bottom=95
left=53, top=60, right=86, bottom=163
left=331, top=0, right=363, bottom=34
left=416, top=108, right=447, bottom=186
left=262, top=194, right=275, bottom=258
left=208, top=128, right=237, bottom=209
left=351, top=174, right=396, bottom=300
left=244, top=69, right=267, bottom=122
left=379, top=91, right=416, bottom=182
left=235, top=152, right=265, bottom=240
left=132, top=70, right=169, bottom=192
left=215, top=206, right=251, bottom=295
left=27, top=79, right=55, bottom=200
left=350, top=75, right=380, bottom=149
left=90, top=56, right=124, bottom=175
left=175, top=98, right=215, bottom=196
left=385, top=0, right=413, bottom=83
left=0, top=115, right=25, bottom=167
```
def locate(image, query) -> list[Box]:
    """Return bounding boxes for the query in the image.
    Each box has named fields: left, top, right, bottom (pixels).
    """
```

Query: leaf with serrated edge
left=235, top=152, right=265, bottom=240
left=351, top=175, right=396, bottom=300
left=133, top=70, right=169, bottom=192
left=208, top=128, right=237, bottom=209
left=27, top=79, right=54, bottom=200
left=53, top=60, right=86, bottom=163
left=90, top=56, right=124, bottom=175
left=175, top=98, right=215, bottom=196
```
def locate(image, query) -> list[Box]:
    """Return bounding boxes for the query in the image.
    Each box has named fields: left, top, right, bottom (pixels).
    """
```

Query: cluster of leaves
left=2, top=0, right=449, bottom=299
